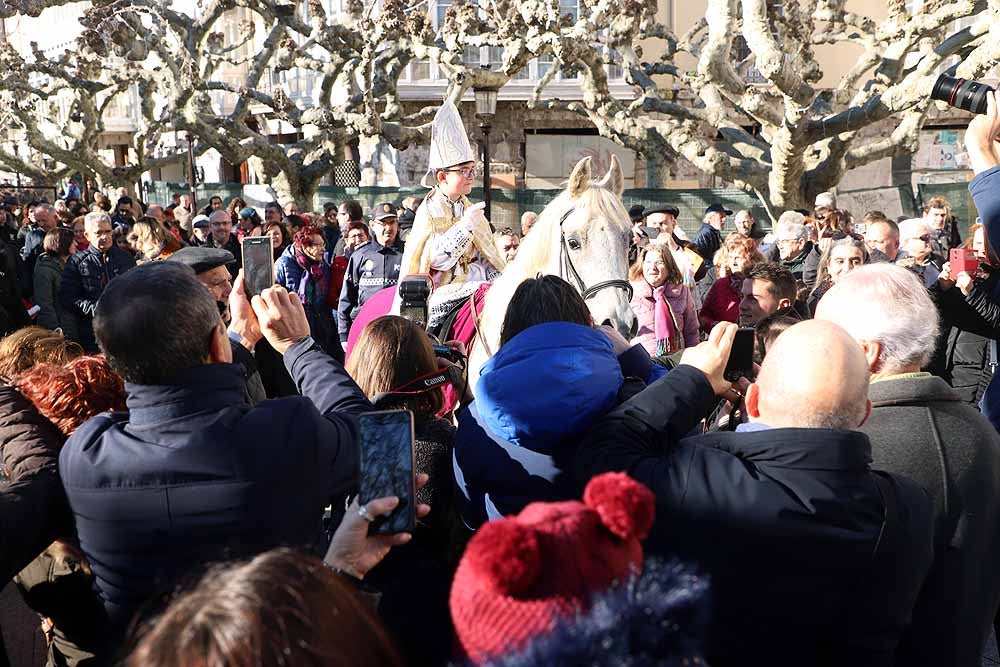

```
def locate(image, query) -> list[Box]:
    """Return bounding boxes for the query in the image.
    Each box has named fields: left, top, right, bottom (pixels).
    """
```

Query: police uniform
left=338, top=238, right=405, bottom=342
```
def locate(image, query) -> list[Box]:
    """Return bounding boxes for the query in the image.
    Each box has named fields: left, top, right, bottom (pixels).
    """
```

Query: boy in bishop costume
left=394, top=100, right=507, bottom=327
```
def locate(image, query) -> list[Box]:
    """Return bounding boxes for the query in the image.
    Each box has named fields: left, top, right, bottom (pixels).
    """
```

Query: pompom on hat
left=450, top=473, right=656, bottom=664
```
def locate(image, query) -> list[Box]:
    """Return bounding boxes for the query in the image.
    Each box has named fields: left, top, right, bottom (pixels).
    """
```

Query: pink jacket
left=629, top=279, right=700, bottom=356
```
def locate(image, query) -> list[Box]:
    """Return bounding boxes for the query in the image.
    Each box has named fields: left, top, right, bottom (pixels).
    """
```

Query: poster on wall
left=525, top=134, right=637, bottom=189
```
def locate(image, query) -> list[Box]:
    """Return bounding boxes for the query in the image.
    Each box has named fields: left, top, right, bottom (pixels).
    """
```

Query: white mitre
left=421, top=100, right=476, bottom=188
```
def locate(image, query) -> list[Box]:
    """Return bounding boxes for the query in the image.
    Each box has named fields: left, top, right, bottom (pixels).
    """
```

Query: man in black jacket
left=59, top=263, right=371, bottom=646
left=816, top=263, right=1000, bottom=667
left=574, top=320, right=934, bottom=667
left=59, top=211, right=135, bottom=352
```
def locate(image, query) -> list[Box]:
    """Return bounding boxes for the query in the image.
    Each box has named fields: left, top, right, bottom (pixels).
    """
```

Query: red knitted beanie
left=449, top=472, right=656, bottom=663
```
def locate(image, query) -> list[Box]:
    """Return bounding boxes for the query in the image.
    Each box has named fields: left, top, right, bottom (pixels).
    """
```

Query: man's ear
left=777, top=297, right=792, bottom=310
left=745, top=383, right=761, bottom=419
left=858, top=398, right=873, bottom=428
left=860, top=340, right=881, bottom=374
left=209, top=320, right=233, bottom=365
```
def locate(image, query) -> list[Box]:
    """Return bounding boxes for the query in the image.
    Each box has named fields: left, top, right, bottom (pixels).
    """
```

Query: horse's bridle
left=557, top=207, right=634, bottom=301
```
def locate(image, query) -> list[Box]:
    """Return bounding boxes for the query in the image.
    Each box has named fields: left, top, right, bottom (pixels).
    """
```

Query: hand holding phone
left=242, top=236, right=274, bottom=299
left=724, top=328, right=756, bottom=382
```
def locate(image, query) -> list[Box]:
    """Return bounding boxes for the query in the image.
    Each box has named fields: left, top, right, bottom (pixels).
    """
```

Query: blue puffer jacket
left=453, top=322, right=662, bottom=529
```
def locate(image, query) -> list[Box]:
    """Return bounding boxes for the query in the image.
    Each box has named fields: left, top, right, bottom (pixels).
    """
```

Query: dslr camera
left=398, top=274, right=433, bottom=330
left=932, top=73, right=995, bottom=115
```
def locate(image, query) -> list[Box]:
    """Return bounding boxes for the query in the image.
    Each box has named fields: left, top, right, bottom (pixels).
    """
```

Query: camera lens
left=931, top=73, right=994, bottom=115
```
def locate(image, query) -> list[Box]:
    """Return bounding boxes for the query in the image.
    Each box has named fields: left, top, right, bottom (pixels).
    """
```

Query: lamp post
left=473, top=82, right=498, bottom=221
left=186, top=131, right=197, bottom=213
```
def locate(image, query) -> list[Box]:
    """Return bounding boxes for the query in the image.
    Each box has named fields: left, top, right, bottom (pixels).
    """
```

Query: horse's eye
left=568, top=238, right=581, bottom=250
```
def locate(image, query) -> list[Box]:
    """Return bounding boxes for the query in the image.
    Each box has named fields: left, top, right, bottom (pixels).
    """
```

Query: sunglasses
left=917, top=234, right=932, bottom=243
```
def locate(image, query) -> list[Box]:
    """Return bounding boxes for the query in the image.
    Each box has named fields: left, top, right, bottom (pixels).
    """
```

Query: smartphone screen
left=358, top=410, right=416, bottom=535
left=242, top=237, right=274, bottom=298
left=724, top=328, right=756, bottom=382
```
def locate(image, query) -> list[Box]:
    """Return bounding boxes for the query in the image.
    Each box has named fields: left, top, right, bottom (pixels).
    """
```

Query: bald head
left=748, top=320, right=870, bottom=430
left=208, top=209, right=234, bottom=245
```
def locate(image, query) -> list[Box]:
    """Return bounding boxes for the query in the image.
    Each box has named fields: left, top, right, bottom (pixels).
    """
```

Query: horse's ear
left=568, top=157, right=593, bottom=198
left=597, top=154, right=625, bottom=197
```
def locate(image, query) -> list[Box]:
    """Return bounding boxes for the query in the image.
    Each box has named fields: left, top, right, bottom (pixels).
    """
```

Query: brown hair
left=628, top=244, right=683, bottom=285
left=862, top=210, right=890, bottom=225
left=922, top=195, right=951, bottom=215
left=43, top=227, right=75, bottom=256
left=500, top=275, right=591, bottom=347
left=745, top=262, right=797, bottom=304
left=125, top=548, right=405, bottom=667
left=346, top=315, right=443, bottom=419
left=814, top=236, right=869, bottom=286
left=0, top=327, right=83, bottom=382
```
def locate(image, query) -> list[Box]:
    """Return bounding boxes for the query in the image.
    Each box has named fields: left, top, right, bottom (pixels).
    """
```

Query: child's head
left=436, top=161, right=476, bottom=198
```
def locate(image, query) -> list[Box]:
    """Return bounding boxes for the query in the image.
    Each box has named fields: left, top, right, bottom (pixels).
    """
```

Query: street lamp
left=473, top=80, right=498, bottom=221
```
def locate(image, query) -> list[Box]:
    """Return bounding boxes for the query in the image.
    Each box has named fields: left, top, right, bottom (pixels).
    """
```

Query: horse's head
left=517, top=154, right=637, bottom=340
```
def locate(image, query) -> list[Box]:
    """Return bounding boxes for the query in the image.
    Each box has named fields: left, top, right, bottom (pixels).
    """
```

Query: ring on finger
left=358, top=504, right=375, bottom=522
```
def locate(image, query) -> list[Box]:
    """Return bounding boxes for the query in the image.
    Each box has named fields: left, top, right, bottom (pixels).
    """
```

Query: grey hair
left=777, top=222, right=808, bottom=241
left=84, top=211, right=112, bottom=228
left=34, top=203, right=56, bottom=217
left=815, top=263, right=939, bottom=374
left=898, top=218, right=930, bottom=241
left=776, top=211, right=805, bottom=227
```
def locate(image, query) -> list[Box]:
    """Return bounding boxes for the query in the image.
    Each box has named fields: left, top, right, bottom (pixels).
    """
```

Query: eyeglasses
left=917, top=234, right=932, bottom=242
left=443, top=167, right=477, bottom=178
left=498, top=227, right=515, bottom=235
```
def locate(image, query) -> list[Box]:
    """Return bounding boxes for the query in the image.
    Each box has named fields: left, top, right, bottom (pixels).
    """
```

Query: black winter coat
left=574, top=366, right=935, bottom=667
left=862, top=374, right=1000, bottom=667
left=59, top=246, right=135, bottom=351
left=0, top=382, right=68, bottom=581
left=58, top=337, right=371, bottom=640
left=0, top=235, right=29, bottom=338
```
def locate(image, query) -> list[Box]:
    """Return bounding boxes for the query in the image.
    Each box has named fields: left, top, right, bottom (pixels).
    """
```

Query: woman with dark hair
left=258, top=219, right=291, bottom=259
left=454, top=275, right=665, bottom=531
left=628, top=244, right=699, bottom=356
left=227, top=197, right=247, bottom=224
left=33, top=228, right=79, bottom=339
left=125, top=549, right=406, bottom=667
left=346, top=315, right=461, bottom=665
left=274, top=224, right=337, bottom=353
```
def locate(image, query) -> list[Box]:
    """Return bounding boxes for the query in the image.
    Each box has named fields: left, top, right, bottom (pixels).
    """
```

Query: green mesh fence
left=311, top=185, right=769, bottom=237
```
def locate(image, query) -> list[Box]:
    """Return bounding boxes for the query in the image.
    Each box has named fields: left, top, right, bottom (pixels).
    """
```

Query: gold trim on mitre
left=421, top=100, right=476, bottom=188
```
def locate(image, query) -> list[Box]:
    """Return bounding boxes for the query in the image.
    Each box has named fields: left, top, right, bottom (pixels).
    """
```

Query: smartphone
left=724, top=328, right=756, bottom=382
left=358, top=409, right=416, bottom=535
left=242, top=236, right=274, bottom=298
left=950, top=247, right=979, bottom=276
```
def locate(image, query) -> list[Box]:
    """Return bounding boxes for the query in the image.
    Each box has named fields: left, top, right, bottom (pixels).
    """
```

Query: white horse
left=466, top=154, right=636, bottom=383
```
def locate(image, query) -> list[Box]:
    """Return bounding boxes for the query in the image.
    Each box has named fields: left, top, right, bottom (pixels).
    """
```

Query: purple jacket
left=629, top=280, right=699, bottom=356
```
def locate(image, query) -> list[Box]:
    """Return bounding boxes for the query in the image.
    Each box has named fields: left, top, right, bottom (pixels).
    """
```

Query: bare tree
left=511, top=0, right=1000, bottom=214
left=4, top=0, right=998, bottom=210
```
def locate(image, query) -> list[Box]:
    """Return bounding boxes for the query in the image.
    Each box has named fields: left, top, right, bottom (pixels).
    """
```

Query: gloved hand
left=460, top=201, right=488, bottom=233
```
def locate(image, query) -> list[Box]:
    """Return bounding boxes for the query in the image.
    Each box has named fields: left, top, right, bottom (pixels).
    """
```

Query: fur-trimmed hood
left=478, top=559, right=710, bottom=667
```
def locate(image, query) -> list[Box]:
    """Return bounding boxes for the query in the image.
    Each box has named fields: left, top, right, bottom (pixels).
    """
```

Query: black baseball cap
left=705, top=203, right=733, bottom=216
left=370, top=202, right=398, bottom=222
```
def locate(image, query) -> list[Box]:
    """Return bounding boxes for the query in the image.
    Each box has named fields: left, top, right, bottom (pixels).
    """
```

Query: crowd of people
left=4, top=96, right=1000, bottom=667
